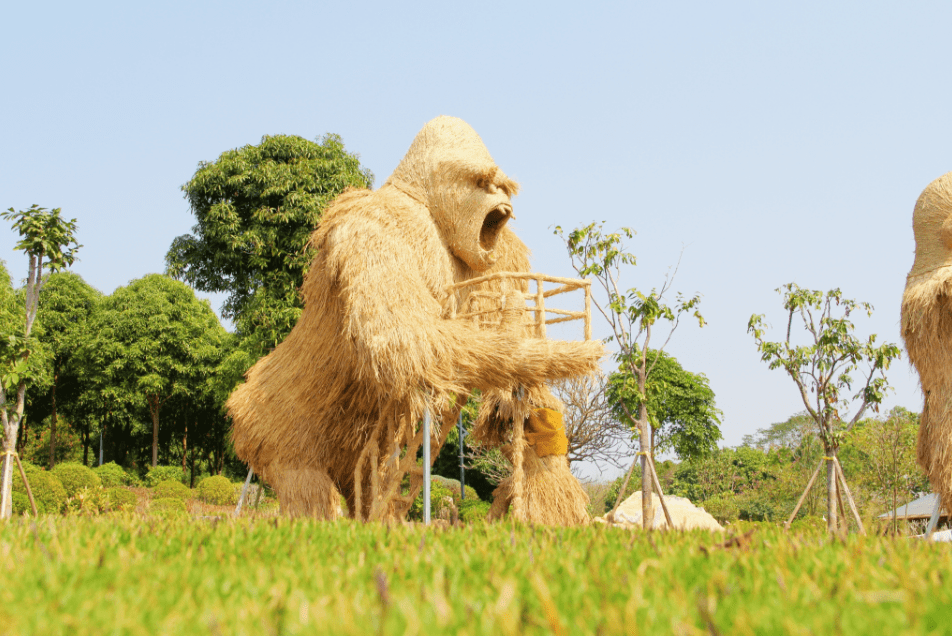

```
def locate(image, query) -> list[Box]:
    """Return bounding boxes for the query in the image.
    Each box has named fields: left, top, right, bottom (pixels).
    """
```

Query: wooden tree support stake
left=0, top=451, right=37, bottom=518
left=833, top=457, right=865, bottom=535
left=785, top=456, right=826, bottom=531
left=15, top=453, right=37, bottom=517
left=1, top=451, right=38, bottom=517
left=235, top=468, right=254, bottom=517
left=646, top=454, right=673, bottom=528
left=606, top=451, right=672, bottom=529
left=784, top=455, right=865, bottom=535
left=608, top=454, right=639, bottom=522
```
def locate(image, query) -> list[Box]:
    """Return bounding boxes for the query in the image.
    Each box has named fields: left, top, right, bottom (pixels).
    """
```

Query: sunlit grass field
left=1, top=516, right=950, bottom=635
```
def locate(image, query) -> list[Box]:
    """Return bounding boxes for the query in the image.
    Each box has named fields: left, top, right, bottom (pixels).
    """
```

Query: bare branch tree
left=550, top=374, right=633, bottom=470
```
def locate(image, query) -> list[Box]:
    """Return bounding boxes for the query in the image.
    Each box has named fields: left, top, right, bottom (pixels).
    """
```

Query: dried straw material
left=902, top=171, right=952, bottom=516
left=227, top=116, right=604, bottom=519
left=488, top=449, right=591, bottom=526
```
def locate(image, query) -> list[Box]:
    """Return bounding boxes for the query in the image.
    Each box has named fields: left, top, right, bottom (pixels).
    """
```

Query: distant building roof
left=879, top=493, right=948, bottom=520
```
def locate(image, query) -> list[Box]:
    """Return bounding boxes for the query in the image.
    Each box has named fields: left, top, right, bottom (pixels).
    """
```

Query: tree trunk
left=893, top=483, right=898, bottom=535
left=182, top=424, right=188, bottom=477
left=1, top=387, right=26, bottom=519
left=2, top=254, right=45, bottom=518
left=639, top=403, right=654, bottom=530
left=1, top=421, right=15, bottom=518
left=190, top=449, right=196, bottom=488
left=82, top=430, right=89, bottom=467
left=150, top=398, right=160, bottom=468
left=826, top=451, right=838, bottom=534
left=49, top=362, right=58, bottom=470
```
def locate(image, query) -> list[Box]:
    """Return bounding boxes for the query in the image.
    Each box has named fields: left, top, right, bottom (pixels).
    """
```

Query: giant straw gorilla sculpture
left=902, top=171, right=952, bottom=519
left=227, top=116, right=603, bottom=521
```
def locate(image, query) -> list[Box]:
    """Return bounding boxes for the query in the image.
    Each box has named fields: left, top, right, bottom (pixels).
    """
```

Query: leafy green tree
left=19, top=419, right=83, bottom=466
left=671, top=446, right=802, bottom=522
left=740, top=412, right=828, bottom=519
left=748, top=283, right=901, bottom=534
left=672, top=447, right=771, bottom=502
left=30, top=272, right=101, bottom=468
left=0, top=205, right=79, bottom=517
left=607, top=349, right=721, bottom=461
left=77, top=274, right=227, bottom=468
left=742, top=411, right=817, bottom=453
left=848, top=406, right=927, bottom=532
left=162, top=372, right=237, bottom=483
left=555, top=223, right=705, bottom=528
left=166, top=133, right=374, bottom=358
left=0, top=262, right=34, bottom=453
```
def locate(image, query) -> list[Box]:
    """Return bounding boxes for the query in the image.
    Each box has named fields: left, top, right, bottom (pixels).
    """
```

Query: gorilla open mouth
left=479, top=204, right=512, bottom=251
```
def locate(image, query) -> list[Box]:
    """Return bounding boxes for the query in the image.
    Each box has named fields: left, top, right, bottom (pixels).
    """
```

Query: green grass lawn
left=1, top=516, right=950, bottom=635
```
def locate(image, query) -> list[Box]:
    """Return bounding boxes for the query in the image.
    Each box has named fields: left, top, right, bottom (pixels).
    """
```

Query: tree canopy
left=848, top=406, right=927, bottom=530
left=166, top=133, right=374, bottom=353
left=32, top=272, right=101, bottom=467
left=77, top=274, right=227, bottom=467
left=742, top=411, right=817, bottom=453
left=607, top=349, right=722, bottom=461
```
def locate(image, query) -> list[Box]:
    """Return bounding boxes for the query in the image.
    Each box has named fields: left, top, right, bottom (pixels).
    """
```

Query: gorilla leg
left=267, top=463, right=342, bottom=519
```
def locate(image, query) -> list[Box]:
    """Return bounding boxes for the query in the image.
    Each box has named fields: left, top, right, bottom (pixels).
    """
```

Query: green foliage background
left=166, top=133, right=374, bottom=354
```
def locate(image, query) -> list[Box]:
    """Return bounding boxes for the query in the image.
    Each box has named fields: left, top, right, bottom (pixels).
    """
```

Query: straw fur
left=227, top=116, right=604, bottom=519
left=488, top=450, right=591, bottom=526
left=901, top=171, right=952, bottom=514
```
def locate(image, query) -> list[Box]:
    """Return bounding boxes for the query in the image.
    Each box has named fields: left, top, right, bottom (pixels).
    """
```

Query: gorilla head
left=902, top=171, right=952, bottom=517
left=387, top=116, right=519, bottom=272
left=908, top=171, right=952, bottom=281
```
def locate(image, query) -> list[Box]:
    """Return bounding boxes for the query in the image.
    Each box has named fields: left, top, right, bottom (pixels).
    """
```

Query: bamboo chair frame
left=443, top=272, right=592, bottom=341
left=445, top=272, right=592, bottom=520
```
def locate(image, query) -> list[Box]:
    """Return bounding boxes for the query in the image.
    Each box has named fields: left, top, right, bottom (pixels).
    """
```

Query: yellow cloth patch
left=524, top=408, right=568, bottom=457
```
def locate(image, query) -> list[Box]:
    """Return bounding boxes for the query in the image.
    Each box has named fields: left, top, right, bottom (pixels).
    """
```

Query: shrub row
left=409, top=476, right=489, bottom=523
left=196, top=475, right=237, bottom=506
left=14, top=463, right=67, bottom=514
left=94, top=462, right=139, bottom=488
left=10, top=461, right=145, bottom=515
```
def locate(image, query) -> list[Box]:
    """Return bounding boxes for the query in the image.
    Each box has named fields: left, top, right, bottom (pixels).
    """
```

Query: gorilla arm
left=321, top=214, right=604, bottom=407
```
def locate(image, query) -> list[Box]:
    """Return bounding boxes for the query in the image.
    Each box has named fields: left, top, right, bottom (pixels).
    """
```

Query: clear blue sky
left=4, top=1, right=950, bottom=478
